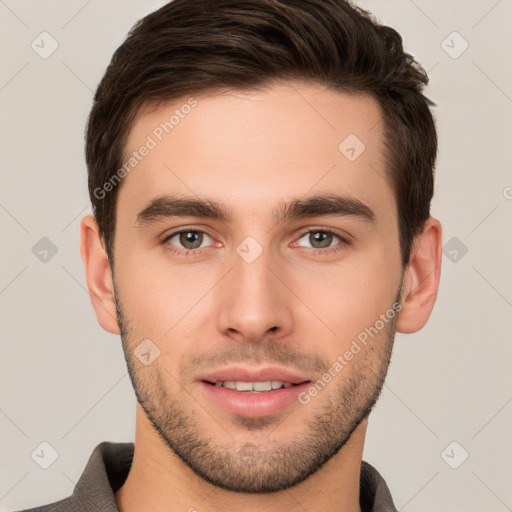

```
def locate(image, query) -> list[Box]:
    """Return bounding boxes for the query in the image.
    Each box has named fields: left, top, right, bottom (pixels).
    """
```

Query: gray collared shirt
left=16, top=442, right=398, bottom=511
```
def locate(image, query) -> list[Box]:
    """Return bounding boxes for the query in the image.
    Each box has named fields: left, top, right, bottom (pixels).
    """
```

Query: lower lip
left=199, top=381, right=310, bottom=418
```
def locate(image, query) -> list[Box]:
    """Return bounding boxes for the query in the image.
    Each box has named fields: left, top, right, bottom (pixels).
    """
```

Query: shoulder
left=10, top=441, right=134, bottom=512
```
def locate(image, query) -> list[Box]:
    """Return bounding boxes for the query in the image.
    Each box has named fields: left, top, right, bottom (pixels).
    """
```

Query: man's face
left=112, top=82, right=404, bottom=492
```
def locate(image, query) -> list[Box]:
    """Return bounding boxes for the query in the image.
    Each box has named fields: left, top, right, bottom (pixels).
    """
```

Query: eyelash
left=160, top=227, right=351, bottom=257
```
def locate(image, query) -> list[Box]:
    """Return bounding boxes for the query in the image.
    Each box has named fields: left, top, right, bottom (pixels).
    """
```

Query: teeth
left=253, top=381, right=272, bottom=391
left=235, top=381, right=254, bottom=391
left=213, top=380, right=294, bottom=391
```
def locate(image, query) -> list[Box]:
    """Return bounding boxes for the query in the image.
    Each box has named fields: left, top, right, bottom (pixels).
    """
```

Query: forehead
left=119, top=81, right=394, bottom=224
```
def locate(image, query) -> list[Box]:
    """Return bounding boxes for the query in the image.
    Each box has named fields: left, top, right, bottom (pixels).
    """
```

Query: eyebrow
left=135, top=193, right=376, bottom=226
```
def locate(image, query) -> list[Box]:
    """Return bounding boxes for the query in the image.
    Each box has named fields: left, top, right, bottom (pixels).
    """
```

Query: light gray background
left=1, top=1, right=511, bottom=510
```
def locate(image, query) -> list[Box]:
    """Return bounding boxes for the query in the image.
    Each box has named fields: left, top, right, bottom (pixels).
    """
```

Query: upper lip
left=199, top=366, right=311, bottom=385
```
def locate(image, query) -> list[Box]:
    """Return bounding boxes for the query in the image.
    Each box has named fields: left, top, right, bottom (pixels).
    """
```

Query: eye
left=160, top=227, right=350, bottom=257
left=162, top=229, right=214, bottom=253
left=294, top=229, right=350, bottom=253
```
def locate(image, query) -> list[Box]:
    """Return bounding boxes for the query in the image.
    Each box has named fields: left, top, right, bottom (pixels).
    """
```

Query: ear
left=396, top=217, right=442, bottom=334
left=79, top=215, right=120, bottom=334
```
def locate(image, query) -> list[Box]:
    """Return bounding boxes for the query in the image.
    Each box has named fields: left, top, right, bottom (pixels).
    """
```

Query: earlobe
left=396, top=217, right=442, bottom=334
left=79, top=215, right=120, bottom=334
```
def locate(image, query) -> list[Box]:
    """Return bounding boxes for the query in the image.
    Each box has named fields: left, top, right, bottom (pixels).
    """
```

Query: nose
left=216, top=243, right=295, bottom=343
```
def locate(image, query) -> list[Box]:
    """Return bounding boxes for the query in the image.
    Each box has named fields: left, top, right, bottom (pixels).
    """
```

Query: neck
left=116, top=405, right=366, bottom=512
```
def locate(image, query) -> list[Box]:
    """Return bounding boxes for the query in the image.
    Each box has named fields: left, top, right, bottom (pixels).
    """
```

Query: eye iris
left=180, top=231, right=203, bottom=249
left=310, top=231, right=332, bottom=249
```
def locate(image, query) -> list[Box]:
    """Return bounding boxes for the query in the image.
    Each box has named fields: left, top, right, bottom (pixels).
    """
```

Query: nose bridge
left=216, top=236, right=293, bottom=341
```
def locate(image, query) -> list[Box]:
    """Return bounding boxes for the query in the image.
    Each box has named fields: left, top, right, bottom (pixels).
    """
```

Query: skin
left=80, top=81, right=442, bottom=512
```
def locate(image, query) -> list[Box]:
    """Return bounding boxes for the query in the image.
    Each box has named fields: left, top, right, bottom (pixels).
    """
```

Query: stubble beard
left=114, top=280, right=401, bottom=493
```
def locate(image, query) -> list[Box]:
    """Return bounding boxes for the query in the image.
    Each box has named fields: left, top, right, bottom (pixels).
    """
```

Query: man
left=19, top=0, right=442, bottom=510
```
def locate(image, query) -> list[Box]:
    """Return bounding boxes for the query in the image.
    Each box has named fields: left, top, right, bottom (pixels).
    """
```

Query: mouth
left=202, top=380, right=309, bottom=392
left=198, top=367, right=312, bottom=418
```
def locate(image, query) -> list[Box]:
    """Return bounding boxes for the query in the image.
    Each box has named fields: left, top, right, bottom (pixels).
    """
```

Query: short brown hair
left=85, top=0, right=437, bottom=266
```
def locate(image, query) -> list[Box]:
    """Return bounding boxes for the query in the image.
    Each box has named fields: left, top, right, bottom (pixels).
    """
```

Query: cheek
left=291, top=250, right=400, bottom=346
left=114, top=246, right=216, bottom=341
